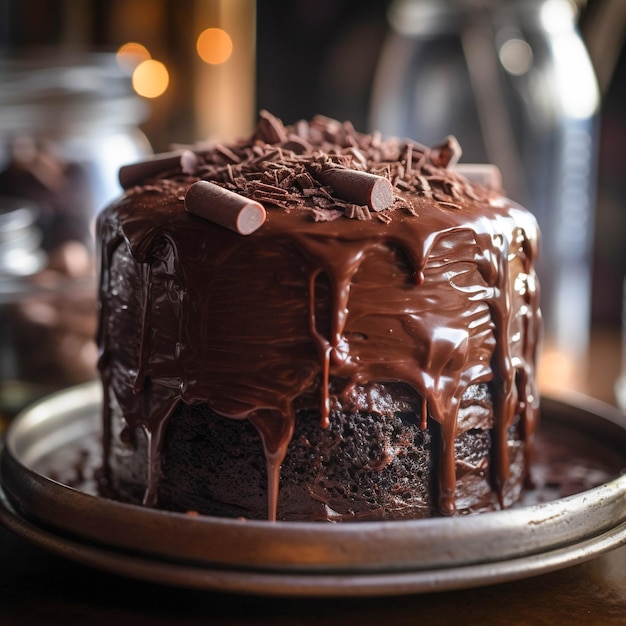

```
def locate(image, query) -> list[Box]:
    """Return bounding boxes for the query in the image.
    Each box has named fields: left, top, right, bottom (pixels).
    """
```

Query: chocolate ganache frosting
left=97, top=111, right=541, bottom=521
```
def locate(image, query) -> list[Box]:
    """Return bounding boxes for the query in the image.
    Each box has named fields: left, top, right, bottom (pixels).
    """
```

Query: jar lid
left=0, top=52, right=148, bottom=133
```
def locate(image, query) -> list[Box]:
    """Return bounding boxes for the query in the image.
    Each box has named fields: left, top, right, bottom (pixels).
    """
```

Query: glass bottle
left=370, top=0, right=600, bottom=389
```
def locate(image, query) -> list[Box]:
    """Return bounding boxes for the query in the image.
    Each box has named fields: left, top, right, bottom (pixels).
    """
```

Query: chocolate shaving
left=311, top=207, right=343, bottom=222
left=251, top=181, right=289, bottom=196
left=416, top=175, right=433, bottom=198
left=345, top=204, right=372, bottom=220
left=250, top=148, right=282, bottom=166
left=256, top=110, right=288, bottom=144
left=281, top=135, right=312, bottom=154
left=215, top=144, right=242, bottom=164
left=119, top=150, right=198, bottom=189
left=437, top=201, right=463, bottom=211
left=430, top=136, right=462, bottom=169
left=395, top=197, right=419, bottom=217
left=294, top=172, right=317, bottom=190
left=311, top=196, right=336, bottom=210
left=346, top=146, right=367, bottom=168
left=404, top=144, right=413, bottom=173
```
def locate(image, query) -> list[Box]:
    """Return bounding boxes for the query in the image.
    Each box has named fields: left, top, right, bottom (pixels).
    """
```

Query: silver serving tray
left=1, top=382, right=625, bottom=596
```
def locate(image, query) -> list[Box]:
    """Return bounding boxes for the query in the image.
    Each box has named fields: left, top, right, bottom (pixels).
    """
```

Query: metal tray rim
left=1, top=382, right=626, bottom=580
left=2, top=481, right=626, bottom=597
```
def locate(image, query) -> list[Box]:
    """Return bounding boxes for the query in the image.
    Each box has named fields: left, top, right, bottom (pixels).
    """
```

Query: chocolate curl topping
left=430, top=136, right=462, bottom=169
left=119, top=150, right=198, bottom=189
left=185, top=180, right=266, bottom=235
left=280, top=135, right=312, bottom=155
left=256, top=109, right=288, bottom=144
left=317, top=166, right=394, bottom=212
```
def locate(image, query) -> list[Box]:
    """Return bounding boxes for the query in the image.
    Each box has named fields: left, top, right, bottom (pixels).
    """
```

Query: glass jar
left=0, top=53, right=152, bottom=424
left=370, top=0, right=600, bottom=390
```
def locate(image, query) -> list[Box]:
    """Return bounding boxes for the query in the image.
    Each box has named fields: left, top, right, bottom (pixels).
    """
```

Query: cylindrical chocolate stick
left=453, top=164, right=502, bottom=191
left=119, top=150, right=198, bottom=189
left=317, top=167, right=394, bottom=212
left=185, top=180, right=266, bottom=235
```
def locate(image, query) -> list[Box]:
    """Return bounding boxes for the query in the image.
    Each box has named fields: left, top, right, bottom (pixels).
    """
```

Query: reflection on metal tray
left=0, top=382, right=625, bottom=596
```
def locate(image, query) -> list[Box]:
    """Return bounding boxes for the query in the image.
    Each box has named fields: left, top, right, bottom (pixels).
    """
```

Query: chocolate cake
left=96, top=111, right=541, bottom=521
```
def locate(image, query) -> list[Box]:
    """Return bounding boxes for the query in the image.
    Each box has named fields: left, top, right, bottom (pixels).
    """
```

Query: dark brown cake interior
left=106, top=380, right=524, bottom=521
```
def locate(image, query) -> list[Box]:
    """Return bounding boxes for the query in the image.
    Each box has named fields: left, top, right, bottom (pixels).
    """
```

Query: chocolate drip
left=97, top=113, right=540, bottom=520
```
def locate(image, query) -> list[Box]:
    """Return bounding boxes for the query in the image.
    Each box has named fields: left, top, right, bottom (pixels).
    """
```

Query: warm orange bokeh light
left=116, top=42, right=152, bottom=75
left=196, top=28, right=233, bottom=65
left=132, top=59, right=169, bottom=98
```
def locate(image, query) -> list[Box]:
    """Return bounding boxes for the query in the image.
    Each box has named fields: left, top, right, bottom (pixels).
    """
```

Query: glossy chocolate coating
left=97, top=113, right=541, bottom=520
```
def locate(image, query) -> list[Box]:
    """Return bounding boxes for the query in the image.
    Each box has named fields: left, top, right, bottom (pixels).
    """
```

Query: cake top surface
left=106, top=110, right=538, bottom=265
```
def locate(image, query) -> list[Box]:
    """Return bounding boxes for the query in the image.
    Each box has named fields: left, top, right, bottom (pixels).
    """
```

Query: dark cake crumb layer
left=107, top=383, right=523, bottom=521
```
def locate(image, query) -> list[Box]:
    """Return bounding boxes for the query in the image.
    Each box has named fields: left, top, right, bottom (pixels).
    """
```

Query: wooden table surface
left=1, top=328, right=625, bottom=625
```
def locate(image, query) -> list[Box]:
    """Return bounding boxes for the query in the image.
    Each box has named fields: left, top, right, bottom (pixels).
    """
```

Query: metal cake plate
left=1, top=382, right=625, bottom=596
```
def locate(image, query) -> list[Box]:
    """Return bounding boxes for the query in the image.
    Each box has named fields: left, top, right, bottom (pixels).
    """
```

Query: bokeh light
left=499, top=39, right=534, bottom=76
left=116, top=42, right=152, bottom=75
left=132, top=59, right=169, bottom=98
left=196, top=28, right=233, bottom=65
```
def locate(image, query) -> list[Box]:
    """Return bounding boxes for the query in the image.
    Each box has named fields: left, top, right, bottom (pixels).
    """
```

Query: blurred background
left=0, top=0, right=624, bottom=419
